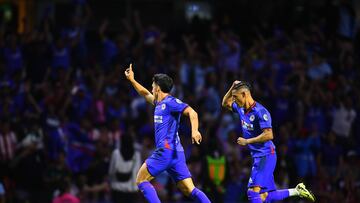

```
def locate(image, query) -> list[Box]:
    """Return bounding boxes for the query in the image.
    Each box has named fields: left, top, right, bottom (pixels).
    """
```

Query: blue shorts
left=146, top=148, right=191, bottom=183
left=248, top=153, right=277, bottom=193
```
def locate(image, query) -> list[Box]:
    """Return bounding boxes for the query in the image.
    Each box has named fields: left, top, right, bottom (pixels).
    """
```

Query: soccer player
left=125, top=64, right=211, bottom=203
left=222, top=81, right=316, bottom=203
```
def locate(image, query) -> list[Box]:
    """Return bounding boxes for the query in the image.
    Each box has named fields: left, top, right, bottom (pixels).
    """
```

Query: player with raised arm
left=125, top=64, right=211, bottom=203
left=222, top=81, right=315, bottom=203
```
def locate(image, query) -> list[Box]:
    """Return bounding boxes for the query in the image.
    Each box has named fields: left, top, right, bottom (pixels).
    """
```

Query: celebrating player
left=125, top=64, right=211, bottom=203
left=222, top=81, right=315, bottom=203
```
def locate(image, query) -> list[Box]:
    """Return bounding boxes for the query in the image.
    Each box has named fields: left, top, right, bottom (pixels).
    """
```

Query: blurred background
left=0, top=0, right=359, bottom=202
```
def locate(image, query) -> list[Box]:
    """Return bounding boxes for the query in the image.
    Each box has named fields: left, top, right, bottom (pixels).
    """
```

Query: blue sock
left=264, top=190, right=289, bottom=202
left=190, top=188, right=211, bottom=203
left=247, top=190, right=262, bottom=203
left=138, top=181, right=161, bottom=203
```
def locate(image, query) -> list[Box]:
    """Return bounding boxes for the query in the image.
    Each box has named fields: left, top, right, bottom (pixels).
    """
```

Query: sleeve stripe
left=181, top=105, right=189, bottom=114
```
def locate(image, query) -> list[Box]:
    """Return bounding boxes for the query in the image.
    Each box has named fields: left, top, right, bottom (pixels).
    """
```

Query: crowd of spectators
left=0, top=1, right=359, bottom=203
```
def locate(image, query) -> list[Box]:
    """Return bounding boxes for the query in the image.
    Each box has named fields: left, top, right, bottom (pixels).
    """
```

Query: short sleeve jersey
left=154, top=95, right=189, bottom=151
left=232, top=102, right=276, bottom=157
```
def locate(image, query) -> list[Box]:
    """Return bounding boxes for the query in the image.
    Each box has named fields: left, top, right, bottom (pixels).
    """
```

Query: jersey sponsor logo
left=161, top=104, right=166, bottom=110
left=175, top=99, right=183, bottom=104
left=154, top=115, right=163, bottom=123
left=249, top=115, right=255, bottom=121
left=242, top=120, right=254, bottom=130
left=263, top=114, right=269, bottom=121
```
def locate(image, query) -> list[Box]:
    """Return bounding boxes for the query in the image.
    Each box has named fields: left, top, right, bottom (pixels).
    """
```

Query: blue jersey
left=232, top=102, right=276, bottom=157
left=154, top=95, right=188, bottom=151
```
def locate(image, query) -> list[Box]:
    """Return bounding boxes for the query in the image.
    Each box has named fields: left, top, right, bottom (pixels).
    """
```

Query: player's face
left=152, top=82, right=160, bottom=100
left=232, top=90, right=246, bottom=107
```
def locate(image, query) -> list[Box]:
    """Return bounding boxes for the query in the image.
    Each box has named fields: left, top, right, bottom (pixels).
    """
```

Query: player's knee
left=177, top=178, right=195, bottom=196
left=136, top=170, right=146, bottom=185
left=136, top=172, right=149, bottom=186
left=180, top=186, right=194, bottom=196
left=136, top=163, right=152, bottom=185
left=135, top=177, right=143, bottom=186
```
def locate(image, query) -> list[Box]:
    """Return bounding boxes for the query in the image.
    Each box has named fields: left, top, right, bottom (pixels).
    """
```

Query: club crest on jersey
left=263, top=114, right=269, bottom=121
left=175, top=99, right=183, bottom=104
left=161, top=104, right=166, bottom=110
left=249, top=115, right=255, bottom=121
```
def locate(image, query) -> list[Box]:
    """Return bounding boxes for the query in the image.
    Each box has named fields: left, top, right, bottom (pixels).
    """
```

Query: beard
left=236, top=101, right=244, bottom=107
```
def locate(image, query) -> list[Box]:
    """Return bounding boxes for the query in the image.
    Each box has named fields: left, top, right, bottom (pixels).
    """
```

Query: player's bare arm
left=125, top=63, right=155, bottom=105
left=183, top=106, right=202, bottom=145
left=222, top=80, right=240, bottom=111
left=237, top=128, right=273, bottom=146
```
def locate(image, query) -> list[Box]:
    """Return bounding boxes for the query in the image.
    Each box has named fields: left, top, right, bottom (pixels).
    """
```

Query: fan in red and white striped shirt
left=0, top=123, right=17, bottom=162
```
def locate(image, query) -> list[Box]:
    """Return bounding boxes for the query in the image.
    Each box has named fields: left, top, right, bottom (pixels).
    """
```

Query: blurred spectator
left=63, top=2, right=91, bottom=68
left=335, top=151, right=360, bottom=203
left=337, top=0, right=356, bottom=39
left=307, top=51, right=332, bottom=81
left=0, top=183, right=3, bottom=203
left=43, top=105, right=67, bottom=161
left=273, top=87, right=291, bottom=125
left=319, top=131, right=343, bottom=177
left=0, top=121, right=17, bottom=164
left=290, top=129, right=321, bottom=180
left=65, top=118, right=95, bottom=173
left=43, top=151, right=71, bottom=202
left=64, top=84, right=93, bottom=121
left=223, top=130, right=241, bottom=162
left=109, top=134, right=141, bottom=202
left=331, top=97, right=357, bottom=147
left=3, top=35, right=23, bottom=77
left=52, top=37, right=71, bottom=71
left=52, top=179, right=80, bottom=203
left=10, top=119, right=45, bottom=203
left=186, top=145, right=202, bottom=185
left=217, top=114, right=235, bottom=143
left=202, top=137, right=229, bottom=202
left=0, top=181, right=4, bottom=203
left=82, top=139, right=110, bottom=203
left=218, top=31, right=241, bottom=74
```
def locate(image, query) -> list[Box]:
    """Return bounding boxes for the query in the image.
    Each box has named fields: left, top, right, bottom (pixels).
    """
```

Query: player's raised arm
left=183, top=106, right=202, bottom=145
left=125, top=64, right=155, bottom=105
left=222, top=80, right=240, bottom=111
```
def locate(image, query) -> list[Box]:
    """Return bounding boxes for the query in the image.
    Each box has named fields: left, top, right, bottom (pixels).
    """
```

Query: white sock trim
left=289, top=188, right=299, bottom=196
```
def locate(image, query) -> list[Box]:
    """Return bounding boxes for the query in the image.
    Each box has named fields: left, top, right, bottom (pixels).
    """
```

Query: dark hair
left=152, top=74, right=173, bottom=93
left=233, top=81, right=252, bottom=92
left=121, top=134, right=135, bottom=161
